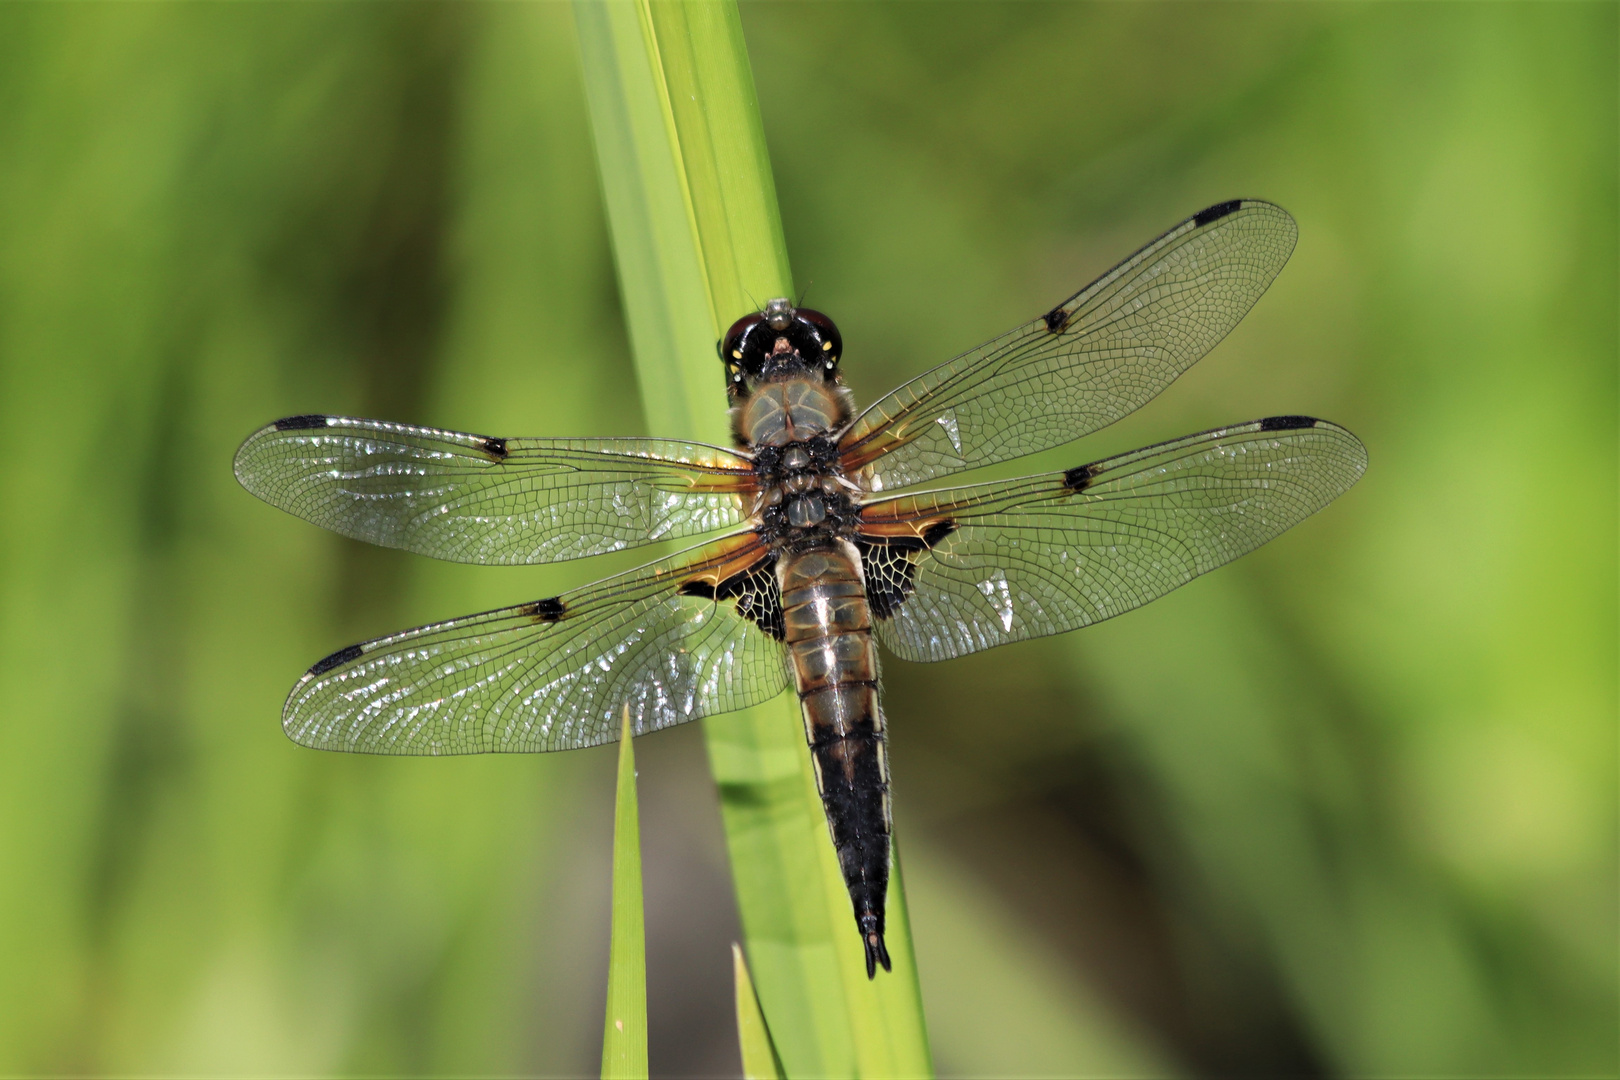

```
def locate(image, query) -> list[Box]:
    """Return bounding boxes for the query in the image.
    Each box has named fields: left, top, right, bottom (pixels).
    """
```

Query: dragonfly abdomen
left=777, top=541, right=893, bottom=979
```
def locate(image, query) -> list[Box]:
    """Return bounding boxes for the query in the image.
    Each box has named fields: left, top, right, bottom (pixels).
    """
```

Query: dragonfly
left=235, top=199, right=1366, bottom=978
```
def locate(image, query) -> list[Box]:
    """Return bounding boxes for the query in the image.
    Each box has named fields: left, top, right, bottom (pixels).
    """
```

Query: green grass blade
left=574, top=3, right=932, bottom=1076
left=732, top=944, right=785, bottom=1080
left=601, top=708, right=648, bottom=1080
left=572, top=0, right=717, bottom=438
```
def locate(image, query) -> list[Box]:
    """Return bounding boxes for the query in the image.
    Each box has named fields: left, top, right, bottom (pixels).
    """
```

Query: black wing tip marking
left=1057, top=197, right=1276, bottom=334
left=1193, top=199, right=1245, bottom=227
left=1259, top=414, right=1320, bottom=432
left=522, top=597, right=567, bottom=622
left=1063, top=463, right=1101, bottom=492
left=480, top=436, right=509, bottom=461
left=274, top=414, right=333, bottom=431
left=308, top=642, right=365, bottom=677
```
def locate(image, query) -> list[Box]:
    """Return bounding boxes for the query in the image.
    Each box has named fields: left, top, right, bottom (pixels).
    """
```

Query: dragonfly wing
left=234, top=415, right=754, bottom=564
left=855, top=416, right=1366, bottom=662
left=283, top=532, right=790, bottom=753
left=840, top=201, right=1298, bottom=490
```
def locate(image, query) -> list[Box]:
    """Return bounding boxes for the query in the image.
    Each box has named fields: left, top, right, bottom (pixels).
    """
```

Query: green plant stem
left=732, top=943, right=785, bottom=1080
left=573, top=3, right=931, bottom=1076
left=602, top=709, right=648, bottom=1079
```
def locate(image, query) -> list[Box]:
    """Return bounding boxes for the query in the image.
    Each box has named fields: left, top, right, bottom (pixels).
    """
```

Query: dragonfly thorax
left=735, top=374, right=854, bottom=449
left=753, top=435, right=859, bottom=551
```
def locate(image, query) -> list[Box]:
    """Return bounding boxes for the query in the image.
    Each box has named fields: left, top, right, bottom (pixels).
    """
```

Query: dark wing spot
left=683, top=555, right=783, bottom=640
left=1064, top=463, right=1101, bottom=492
left=522, top=596, right=566, bottom=622
left=1043, top=305, right=1071, bottom=333
left=921, top=520, right=957, bottom=547
left=1259, top=415, right=1318, bottom=432
left=308, top=643, right=364, bottom=676
left=481, top=436, right=509, bottom=461
left=1193, top=200, right=1244, bottom=227
left=275, top=414, right=332, bottom=431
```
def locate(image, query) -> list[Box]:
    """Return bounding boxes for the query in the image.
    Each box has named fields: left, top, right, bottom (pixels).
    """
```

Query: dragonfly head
left=720, top=299, right=843, bottom=399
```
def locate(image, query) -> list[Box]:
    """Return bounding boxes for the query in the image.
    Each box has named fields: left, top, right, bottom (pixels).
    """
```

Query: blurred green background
left=0, top=2, right=1612, bottom=1076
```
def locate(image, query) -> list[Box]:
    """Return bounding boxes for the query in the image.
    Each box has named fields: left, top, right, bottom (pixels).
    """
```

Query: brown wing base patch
left=857, top=520, right=955, bottom=620
left=679, top=549, right=784, bottom=641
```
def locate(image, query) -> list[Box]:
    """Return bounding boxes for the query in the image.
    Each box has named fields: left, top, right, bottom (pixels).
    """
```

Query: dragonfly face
left=235, top=199, right=1367, bottom=978
left=721, top=296, right=843, bottom=397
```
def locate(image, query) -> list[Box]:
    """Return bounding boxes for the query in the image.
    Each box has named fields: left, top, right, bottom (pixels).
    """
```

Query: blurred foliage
left=0, top=3, right=1611, bottom=1077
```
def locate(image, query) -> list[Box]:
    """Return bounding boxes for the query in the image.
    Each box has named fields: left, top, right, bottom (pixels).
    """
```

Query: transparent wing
left=856, top=417, right=1366, bottom=662
left=234, top=414, right=755, bottom=564
left=283, top=533, right=790, bottom=754
left=840, top=201, right=1298, bottom=490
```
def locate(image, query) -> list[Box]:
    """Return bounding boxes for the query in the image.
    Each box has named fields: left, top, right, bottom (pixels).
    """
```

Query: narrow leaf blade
left=576, top=2, right=933, bottom=1074
left=733, top=943, right=785, bottom=1080
left=601, top=707, right=648, bottom=1080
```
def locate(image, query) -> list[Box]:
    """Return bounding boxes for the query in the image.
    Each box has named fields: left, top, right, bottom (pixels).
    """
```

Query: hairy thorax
left=740, top=376, right=862, bottom=553
left=737, top=375, right=851, bottom=447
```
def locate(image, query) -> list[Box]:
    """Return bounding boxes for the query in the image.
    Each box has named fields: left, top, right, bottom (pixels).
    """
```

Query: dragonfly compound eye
left=794, top=307, right=843, bottom=371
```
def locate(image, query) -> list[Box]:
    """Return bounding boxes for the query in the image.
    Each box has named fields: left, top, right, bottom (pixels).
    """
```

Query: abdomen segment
left=777, top=541, right=893, bottom=978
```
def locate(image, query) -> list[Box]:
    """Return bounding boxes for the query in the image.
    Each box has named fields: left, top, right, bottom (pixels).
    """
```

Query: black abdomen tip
left=308, top=642, right=364, bottom=676
left=1259, top=414, right=1318, bottom=432
left=1193, top=200, right=1244, bottom=227
left=274, top=414, right=332, bottom=431
left=864, top=932, right=892, bottom=980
